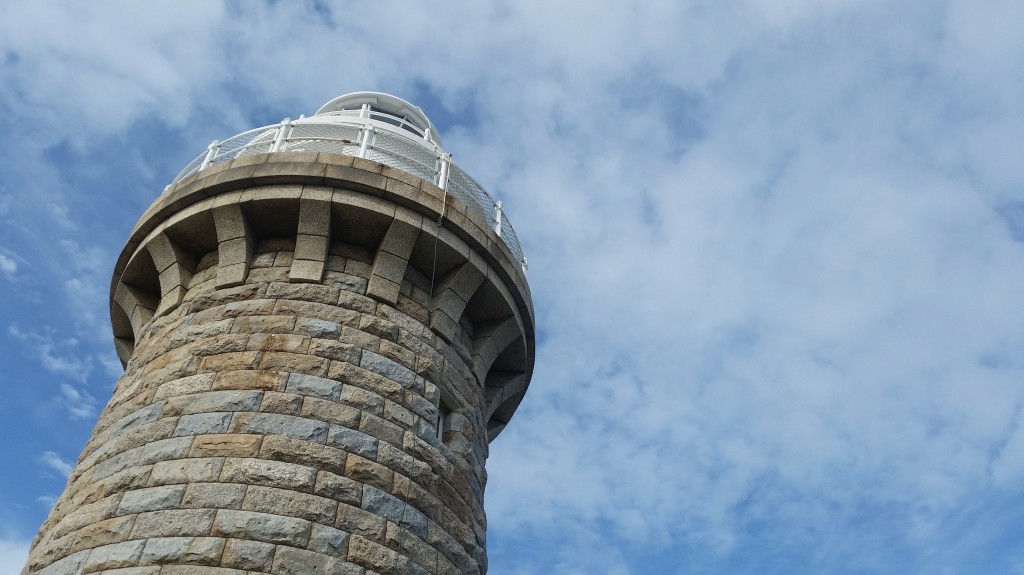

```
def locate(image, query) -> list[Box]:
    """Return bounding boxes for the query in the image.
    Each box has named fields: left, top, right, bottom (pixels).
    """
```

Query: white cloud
left=1, top=1, right=1023, bottom=573
left=37, top=452, right=72, bottom=479
left=0, top=253, right=15, bottom=276
left=0, top=538, right=28, bottom=575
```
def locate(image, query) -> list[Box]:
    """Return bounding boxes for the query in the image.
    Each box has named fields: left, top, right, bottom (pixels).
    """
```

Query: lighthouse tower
left=23, top=92, right=534, bottom=575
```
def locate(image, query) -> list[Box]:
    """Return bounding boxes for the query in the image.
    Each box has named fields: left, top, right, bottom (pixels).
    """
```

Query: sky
left=2, top=0, right=1024, bottom=573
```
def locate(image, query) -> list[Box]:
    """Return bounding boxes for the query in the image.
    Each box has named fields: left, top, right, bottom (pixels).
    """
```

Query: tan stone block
left=190, top=434, right=263, bottom=457
left=366, top=275, right=400, bottom=304
left=231, top=315, right=296, bottom=334
left=259, top=434, right=347, bottom=470
left=259, top=351, right=329, bottom=376
left=290, top=259, right=326, bottom=283
left=273, top=299, right=360, bottom=326
left=344, top=455, right=393, bottom=492
left=199, top=351, right=261, bottom=372
left=336, top=503, right=386, bottom=542
left=242, top=485, right=338, bottom=524
left=69, top=515, right=137, bottom=553
left=347, top=534, right=399, bottom=574
left=260, top=391, right=304, bottom=415
left=248, top=333, right=310, bottom=354
left=315, top=471, right=362, bottom=506
left=300, top=397, right=360, bottom=428
left=330, top=363, right=403, bottom=401
left=219, top=457, right=317, bottom=491
left=213, top=369, right=287, bottom=392
left=378, top=340, right=416, bottom=368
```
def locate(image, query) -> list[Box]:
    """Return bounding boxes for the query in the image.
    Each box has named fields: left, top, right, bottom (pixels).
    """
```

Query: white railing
left=171, top=115, right=526, bottom=270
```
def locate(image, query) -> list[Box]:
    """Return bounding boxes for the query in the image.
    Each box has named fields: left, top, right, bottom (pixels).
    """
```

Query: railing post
left=438, top=154, right=451, bottom=190
left=270, top=118, right=292, bottom=153
left=358, top=125, right=375, bottom=159
left=521, top=258, right=528, bottom=273
left=199, top=140, right=220, bottom=171
left=359, top=103, right=370, bottom=118
left=493, top=201, right=503, bottom=237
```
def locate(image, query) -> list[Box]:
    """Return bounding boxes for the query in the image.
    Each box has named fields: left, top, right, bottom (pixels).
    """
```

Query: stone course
left=25, top=150, right=533, bottom=574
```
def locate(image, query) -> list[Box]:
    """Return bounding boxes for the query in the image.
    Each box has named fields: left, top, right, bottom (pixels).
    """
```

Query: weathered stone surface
left=117, top=485, right=186, bottom=514
left=286, top=372, right=342, bottom=400
left=189, top=434, right=262, bottom=458
left=149, top=457, right=224, bottom=486
left=302, top=397, right=360, bottom=428
left=212, top=509, right=311, bottom=546
left=162, top=390, right=263, bottom=416
left=179, top=482, right=247, bottom=509
left=230, top=412, right=329, bottom=443
left=138, top=536, right=224, bottom=566
left=272, top=546, right=362, bottom=575
left=172, top=412, right=233, bottom=436
left=219, top=457, right=316, bottom=491
left=327, top=426, right=379, bottom=459
left=315, top=471, right=363, bottom=506
left=220, top=538, right=276, bottom=570
left=242, top=485, right=337, bottom=524
left=83, top=539, right=146, bottom=571
left=259, top=434, right=346, bottom=470
left=348, top=534, right=401, bottom=574
left=130, top=509, right=216, bottom=538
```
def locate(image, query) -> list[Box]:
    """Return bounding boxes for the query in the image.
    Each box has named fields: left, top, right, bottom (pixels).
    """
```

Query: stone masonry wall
left=24, top=238, right=492, bottom=575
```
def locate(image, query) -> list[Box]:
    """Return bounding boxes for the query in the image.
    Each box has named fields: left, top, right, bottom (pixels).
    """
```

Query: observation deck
left=171, top=92, right=525, bottom=269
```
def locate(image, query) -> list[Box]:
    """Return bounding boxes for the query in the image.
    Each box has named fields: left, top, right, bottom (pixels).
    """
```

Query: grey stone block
left=359, top=351, right=417, bottom=389
left=297, top=318, right=343, bottom=339
left=130, top=509, right=217, bottom=538
left=219, top=457, right=316, bottom=490
left=287, top=372, right=342, bottom=400
left=173, top=412, right=233, bottom=436
left=328, top=425, right=379, bottom=458
left=310, top=522, right=350, bottom=557
left=231, top=412, right=329, bottom=443
left=37, top=550, right=89, bottom=575
left=108, top=402, right=166, bottom=436
left=362, top=486, right=427, bottom=539
left=220, top=538, right=276, bottom=570
left=138, top=436, right=193, bottom=465
left=139, top=536, right=224, bottom=565
left=180, top=482, right=247, bottom=509
left=117, top=484, right=186, bottom=514
left=149, top=457, right=224, bottom=485
left=212, top=509, right=311, bottom=546
left=83, top=540, right=145, bottom=571
left=163, top=390, right=263, bottom=416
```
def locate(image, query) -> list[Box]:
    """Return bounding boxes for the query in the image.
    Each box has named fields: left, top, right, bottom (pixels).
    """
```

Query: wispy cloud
left=7, top=326, right=92, bottom=384
left=0, top=537, right=29, bottom=575
left=36, top=452, right=72, bottom=478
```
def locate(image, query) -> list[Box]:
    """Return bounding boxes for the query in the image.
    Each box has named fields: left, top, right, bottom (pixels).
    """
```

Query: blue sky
left=2, top=1, right=1024, bottom=573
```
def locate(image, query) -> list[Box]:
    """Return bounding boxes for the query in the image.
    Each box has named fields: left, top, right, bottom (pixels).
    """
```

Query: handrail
left=170, top=118, right=526, bottom=271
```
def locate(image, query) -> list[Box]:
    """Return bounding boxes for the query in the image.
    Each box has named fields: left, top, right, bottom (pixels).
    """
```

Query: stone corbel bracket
left=110, top=152, right=535, bottom=442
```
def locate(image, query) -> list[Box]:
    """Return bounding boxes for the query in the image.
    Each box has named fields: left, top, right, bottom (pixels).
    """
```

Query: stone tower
left=23, top=92, right=534, bottom=575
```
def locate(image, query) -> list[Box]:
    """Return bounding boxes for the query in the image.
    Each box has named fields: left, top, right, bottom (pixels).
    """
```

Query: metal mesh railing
left=170, top=117, right=525, bottom=269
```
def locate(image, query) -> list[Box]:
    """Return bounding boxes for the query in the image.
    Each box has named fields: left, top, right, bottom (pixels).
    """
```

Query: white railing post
left=270, top=118, right=292, bottom=153
left=359, top=103, right=370, bottom=119
left=358, top=125, right=375, bottom=159
left=438, top=154, right=451, bottom=190
left=493, top=201, right=503, bottom=237
left=199, top=140, right=220, bottom=171
left=521, top=258, right=528, bottom=273
left=423, top=127, right=432, bottom=142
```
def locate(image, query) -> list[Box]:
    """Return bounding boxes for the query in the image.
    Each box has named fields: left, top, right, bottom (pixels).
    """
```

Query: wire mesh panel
left=285, top=123, right=362, bottom=156
left=169, top=118, right=525, bottom=267
left=366, top=130, right=439, bottom=183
